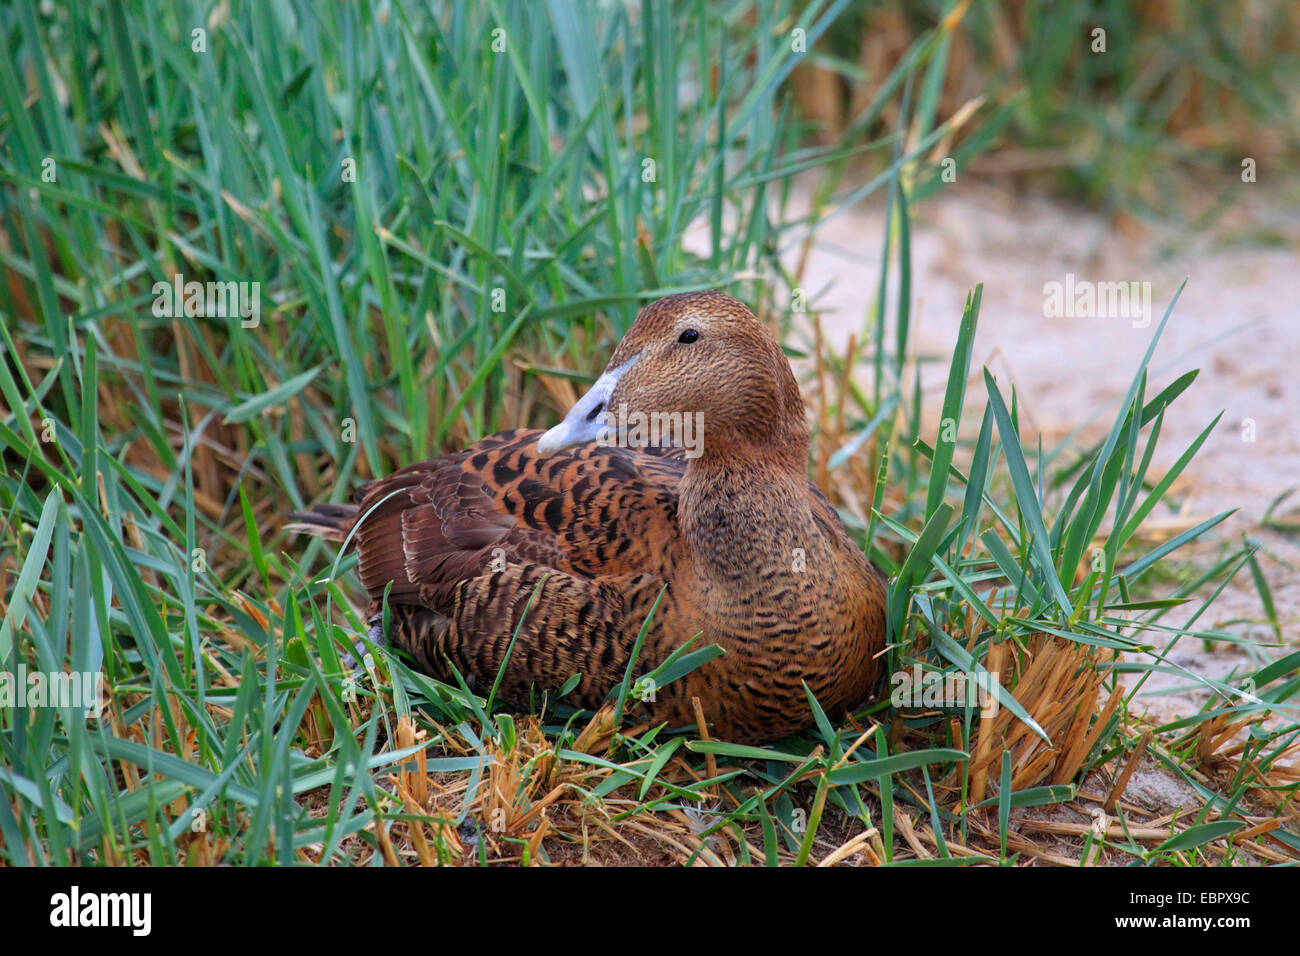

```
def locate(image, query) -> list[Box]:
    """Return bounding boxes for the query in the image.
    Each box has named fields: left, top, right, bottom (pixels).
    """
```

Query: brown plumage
left=289, top=291, right=887, bottom=743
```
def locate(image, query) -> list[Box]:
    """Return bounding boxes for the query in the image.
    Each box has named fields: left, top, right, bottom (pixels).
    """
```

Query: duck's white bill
left=536, top=356, right=637, bottom=455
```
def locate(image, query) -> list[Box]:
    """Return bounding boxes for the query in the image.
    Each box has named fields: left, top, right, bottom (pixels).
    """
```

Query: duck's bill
left=536, top=356, right=636, bottom=455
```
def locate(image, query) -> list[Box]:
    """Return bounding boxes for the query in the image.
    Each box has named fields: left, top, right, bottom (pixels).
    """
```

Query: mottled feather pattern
left=289, top=292, right=887, bottom=743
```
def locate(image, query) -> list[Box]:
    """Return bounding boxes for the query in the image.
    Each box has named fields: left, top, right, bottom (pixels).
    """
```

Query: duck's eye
left=677, top=329, right=699, bottom=344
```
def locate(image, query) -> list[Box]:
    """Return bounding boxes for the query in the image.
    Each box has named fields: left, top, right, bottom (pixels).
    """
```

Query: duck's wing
left=291, top=429, right=693, bottom=709
left=345, top=428, right=687, bottom=608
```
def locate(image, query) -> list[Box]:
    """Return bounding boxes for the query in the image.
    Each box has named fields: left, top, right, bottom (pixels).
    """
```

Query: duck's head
left=537, top=291, right=806, bottom=460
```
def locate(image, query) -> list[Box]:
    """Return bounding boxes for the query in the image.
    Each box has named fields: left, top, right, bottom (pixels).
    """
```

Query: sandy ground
left=792, top=176, right=1300, bottom=725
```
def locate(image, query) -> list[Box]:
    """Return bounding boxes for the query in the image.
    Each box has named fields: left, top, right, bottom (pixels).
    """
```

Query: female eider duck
left=291, top=291, right=887, bottom=743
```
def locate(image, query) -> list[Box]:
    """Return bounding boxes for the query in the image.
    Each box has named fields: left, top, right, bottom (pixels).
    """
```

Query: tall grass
left=807, top=0, right=1300, bottom=215
left=1, top=0, right=1295, bottom=866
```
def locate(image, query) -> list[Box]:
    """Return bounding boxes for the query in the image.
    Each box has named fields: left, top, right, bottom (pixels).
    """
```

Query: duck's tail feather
left=284, top=502, right=360, bottom=544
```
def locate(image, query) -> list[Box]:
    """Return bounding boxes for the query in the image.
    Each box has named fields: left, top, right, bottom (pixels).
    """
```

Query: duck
left=289, top=291, right=887, bottom=743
